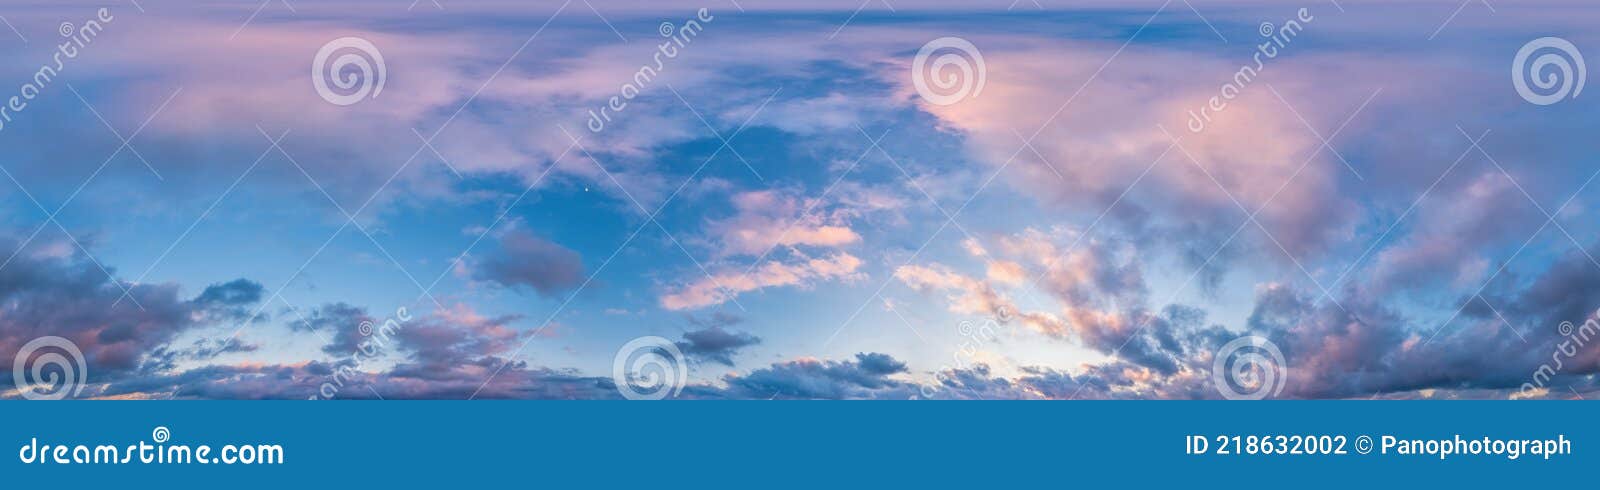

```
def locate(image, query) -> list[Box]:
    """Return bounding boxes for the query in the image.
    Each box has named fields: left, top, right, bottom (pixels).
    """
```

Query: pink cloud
left=660, top=252, right=864, bottom=310
left=708, top=190, right=862, bottom=257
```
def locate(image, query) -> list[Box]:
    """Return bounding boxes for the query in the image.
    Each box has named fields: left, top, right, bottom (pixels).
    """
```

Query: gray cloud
left=474, top=229, right=585, bottom=298
left=0, top=235, right=263, bottom=391
left=676, top=326, right=761, bottom=366
left=706, top=352, right=914, bottom=399
left=289, top=303, right=374, bottom=356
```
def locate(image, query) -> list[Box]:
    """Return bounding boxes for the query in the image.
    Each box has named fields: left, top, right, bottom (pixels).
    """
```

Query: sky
left=0, top=0, right=1598, bottom=400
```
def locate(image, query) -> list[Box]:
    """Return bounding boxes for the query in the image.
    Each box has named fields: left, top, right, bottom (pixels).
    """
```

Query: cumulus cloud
left=895, top=263, right=1035, bottom=326
left=98, top=303, right=553, bottom=400
left=660, top=252, right=865, bottom=310
left=289, top=303, right=375, bottom=356
left=191, top=278, right=265, bottom=308
left=708, top=190, right=861, bottom=257
left=900, top=227, right=1234, bottom=378
left=690, top=243, right=1600, bottom=399
left=1370, top=172, right=1539, bottom=294
left=676, top=326, right=761, bottom=366
left=388, top=305, right=527, bottom=377
left=707, top=352, right=914, bottom=399
left=1192, top=251, right=1600, bottom=400
left=896, top=227, right=1158, bottom=347
left=0, top=236, right=262, bottom=390
left=184, top=279, right=270, bottom=326
left=473, top=228, right=585, bottom=298
left=893, top=225, right=1597, bottom=399
left=906, top=43, right=1365, bottom=262
left=997, top=228, right=1146, bottom=309
left=932, top=363, right=1119, bottom=400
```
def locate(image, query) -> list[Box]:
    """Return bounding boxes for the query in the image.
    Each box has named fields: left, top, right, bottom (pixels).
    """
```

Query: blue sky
left=1, top=0, right=1598, bottom=399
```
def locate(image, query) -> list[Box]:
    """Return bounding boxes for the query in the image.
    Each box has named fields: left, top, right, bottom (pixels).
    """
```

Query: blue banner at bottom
left=1, top=401, right=1592, bottom=488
